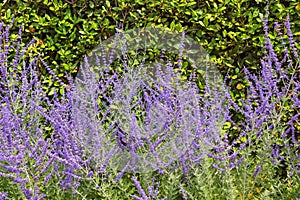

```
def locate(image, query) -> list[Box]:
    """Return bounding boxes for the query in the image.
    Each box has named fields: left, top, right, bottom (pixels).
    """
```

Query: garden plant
left=0, top=3, right=299, bottom=200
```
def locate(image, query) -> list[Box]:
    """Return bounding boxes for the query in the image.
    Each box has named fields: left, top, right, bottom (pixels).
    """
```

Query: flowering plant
left=0, top=11, right=299, bottom=199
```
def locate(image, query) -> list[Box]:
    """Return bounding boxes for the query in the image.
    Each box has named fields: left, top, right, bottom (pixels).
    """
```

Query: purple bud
left=254, top=166, right=262, bottom=178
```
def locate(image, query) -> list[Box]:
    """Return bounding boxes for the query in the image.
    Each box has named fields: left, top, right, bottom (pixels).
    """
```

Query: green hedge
left=1, top=0, right=299, bottom=78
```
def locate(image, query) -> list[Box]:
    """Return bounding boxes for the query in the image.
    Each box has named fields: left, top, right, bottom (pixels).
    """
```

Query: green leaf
left=296, top=3, right=300, bottom=10
left=199, top=21, right=205, bottom=27
left=268, top=33, right=275, bottom=40
left=223, top=122, right=231, bottom=129
left=203, top=17, right=208, bottom=27
left=106, top=0, right=110, bottom=7
left=89, top=1, right=94, bottom=8
left=170, top=20, right=176, bottom=30
left=237, top=27, right=246, bottom=32
left=6, top=9, right=11, bottom=18
left=59, top=87, right=64, bottom=95
left=48, top=88, right=55, bottom=96
left=294, top=32, right=300, bottom=36
left=63, top=63, right=70, bottom=70
left=232, top=75, right=238, bottom=79
left=175, top=23, right=182, bottom=32
left=110, top=105, right=119, bottom=110
left=241, top=136, right=247, bottom=143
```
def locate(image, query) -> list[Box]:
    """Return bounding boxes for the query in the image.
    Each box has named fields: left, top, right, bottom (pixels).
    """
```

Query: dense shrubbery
left=0, top=4, right=299, bottom=198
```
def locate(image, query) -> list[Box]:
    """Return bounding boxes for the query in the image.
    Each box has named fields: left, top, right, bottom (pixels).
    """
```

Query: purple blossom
left=131, top=176, right=149, bottom=200
left=180, top=185, right=188, bottom=200
left=0, top=192, right=8, bottom=200
left=254, top=166, right=262, bottom=178
left=284, top=15, right=299, bottom=58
